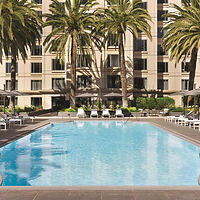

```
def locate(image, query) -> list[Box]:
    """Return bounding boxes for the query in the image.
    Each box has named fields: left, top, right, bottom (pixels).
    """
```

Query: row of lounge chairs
left=165, top=111, right=200, bottom=130
left=77, top=108, right=124, bottom=118
left=0, top=112, right=34, bottom=130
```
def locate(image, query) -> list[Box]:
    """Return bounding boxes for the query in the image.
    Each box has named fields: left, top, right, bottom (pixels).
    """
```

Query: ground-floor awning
left=103, top=92, right=122, bottom=97
left=76, top=93, right=98, bottom=98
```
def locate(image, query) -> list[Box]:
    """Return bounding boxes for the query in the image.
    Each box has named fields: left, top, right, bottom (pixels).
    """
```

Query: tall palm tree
left=162, top=0, right=200, bottom=90
left=98, top=0, right=151, bottom=107
left=43, top=0, right=98, bottom=108
left=0, top=0, right=42, bottom=111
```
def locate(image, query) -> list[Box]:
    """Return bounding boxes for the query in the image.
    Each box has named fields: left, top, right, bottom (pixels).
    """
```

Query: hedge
left=136, top=97, right=175, bottom=110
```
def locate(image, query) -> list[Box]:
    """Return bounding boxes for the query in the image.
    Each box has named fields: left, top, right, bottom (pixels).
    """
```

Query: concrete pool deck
left=0, top=117, right=200, bottom=200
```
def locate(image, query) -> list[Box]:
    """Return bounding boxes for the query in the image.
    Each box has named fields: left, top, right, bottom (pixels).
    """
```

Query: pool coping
left=0, top=185, right=200, bottom=191
left=1, top=117, right=200, bottom=192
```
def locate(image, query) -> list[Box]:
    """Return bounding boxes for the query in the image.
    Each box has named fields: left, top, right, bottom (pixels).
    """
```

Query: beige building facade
left=0, top=0, right=199, bottom=109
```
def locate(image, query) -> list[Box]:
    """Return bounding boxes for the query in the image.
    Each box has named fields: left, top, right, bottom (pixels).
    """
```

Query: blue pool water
left=0, top=121, right=200, bottom=186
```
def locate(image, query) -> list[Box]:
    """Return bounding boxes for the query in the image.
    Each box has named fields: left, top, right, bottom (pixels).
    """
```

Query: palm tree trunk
left=70, top=30, right=77, bottom=108
left=189, top=47, right=198, bottom=90
left=9, top=57, right=17, bottom=113
left=118, top=32, right=128, bottom=107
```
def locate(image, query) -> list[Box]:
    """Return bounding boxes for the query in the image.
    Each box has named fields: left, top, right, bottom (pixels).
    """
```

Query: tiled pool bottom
left=0, top=121, right=200, bottom=186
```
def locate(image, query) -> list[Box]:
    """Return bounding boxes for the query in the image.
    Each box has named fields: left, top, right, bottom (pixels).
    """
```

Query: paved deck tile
left=68, top=191, right=101, bottom=200
left=133, top=191, right=170, bottom=200
left=34, top=191, right=69, bottom=200
left=0, top=190, right=38, bottom=200
left=102, top=190, right=135, bottom=200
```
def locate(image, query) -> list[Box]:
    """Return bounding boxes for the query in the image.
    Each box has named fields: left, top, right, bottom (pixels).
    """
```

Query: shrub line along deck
left=0, top=117, right=200, bottom=200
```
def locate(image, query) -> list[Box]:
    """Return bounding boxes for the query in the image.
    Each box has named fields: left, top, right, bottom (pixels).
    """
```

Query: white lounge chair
left=115, top=109, right=124, bottom=118
left=76, top=108, right=86, bottom=118
left=0, top=118, right=7, bottom=130
left=0, top=113, right=23, bottom=126
left=102, top=109, right=110, bottom=118
left=90, top=109, right=98, bottom=118
left=19, top=112, right=34, bottom=122
left=166, top=110, right=193, bottom=123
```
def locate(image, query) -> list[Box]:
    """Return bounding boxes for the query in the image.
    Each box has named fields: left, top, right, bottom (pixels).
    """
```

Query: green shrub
left=136, top=97, right=147, bottom=109
left=146, top=98, right=157, bottom=110
left=109, top=101, right=114, bottom=111
left=169, top=107, right=184, bottom=112
left=15, top=106, right=24, bottom=113
left=156, top=97, right=175, bottom=109
left=136, top=97, right=175, bottom=110
left=87, top=102, right=91, bottom=111
left=24, top=106, right=36, bottom=112
left=121, top=107, right=129, bottom=112
left=61, top=108, right=77, bottom=112
left=128, top=107, right=137, bottom=112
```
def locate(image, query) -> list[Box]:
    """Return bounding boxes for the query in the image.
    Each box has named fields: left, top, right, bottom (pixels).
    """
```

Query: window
left=31, top=63, right=42, bottom=73
left=52, top=78, right=65, bottom=90
left=157, top=62, right=168, bottom=73
left=52, top=59, right=65, bottom=70
left=158, top=45, right=166, bottom=55
left=158, top=79, right=168, bottom=90
left=134, top=78, right=147, bottom=89
left=107, top=75, right=121, bottom=88
left=134, top=40, right=147, bottom=51
left=182, top=79, right=189, bottom=90
left=5, top=80, right=18, bottom=90
left=158, top=0, right=168, bottom=3
left=31, top=45, right=42, bottom=56
left=6, top=63, right=18, bottom=73
left=107, top=54, right=119, bottom=67
left=158, top=10, right=168, bottom=21
left=140, top=2, right=147, bottom=9
left=77, top=76, right=92, bottom=88
left=108, top=34, right=118, bottom=47
left=31, top=97, right=42, bottom=107
left=77, top=55, right=92, bottom=68
left=182, top=62, right=189, bottom=72
left=157, top=27, right=167, bottom=38
left=81, top=0, right=88, bottom=4
left=134, top=59, right=147, bottom=70
left=33, top=0, right=42, bottom=4
left=31, top=80, right=42, bottom=90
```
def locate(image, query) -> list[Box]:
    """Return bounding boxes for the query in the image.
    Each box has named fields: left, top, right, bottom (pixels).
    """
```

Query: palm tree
left=98, top=0, right=151, bottom=107
left=0, top=0, right=42, bottom=112
left=43, top=0, right=98, bottom=108
left=162, top=0, right=200, bottom=90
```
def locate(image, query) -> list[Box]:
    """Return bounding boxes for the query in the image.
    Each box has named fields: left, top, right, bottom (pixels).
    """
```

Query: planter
left=58, top=112, right=77, bottom=117
left=169, top=111, right=182, bottom=116
left=131, top=112, right=141, bottom=117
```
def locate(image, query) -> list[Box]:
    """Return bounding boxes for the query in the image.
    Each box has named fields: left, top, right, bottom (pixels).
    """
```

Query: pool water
left=0, top=121, right=200, bottom=186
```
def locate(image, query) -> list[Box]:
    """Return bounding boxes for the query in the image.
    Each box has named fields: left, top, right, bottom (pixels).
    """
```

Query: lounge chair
left=0, top=118, right=7, bottom=130
left=166, top=110, right=193, bottom=123
left=0, top=113, right=23, bottom=126
left=76, top=108, right=86, bottom=118
left=102, top=109, right=110, bottom=118
left=90, top=109, right=98, bottom=118
left=19, top=112, right=34, bottom=122
left=115, top=109, right=124, bottom=118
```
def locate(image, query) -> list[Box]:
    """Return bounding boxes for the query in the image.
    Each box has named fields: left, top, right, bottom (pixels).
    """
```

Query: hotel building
left=0, top=0, right=199, bottom=109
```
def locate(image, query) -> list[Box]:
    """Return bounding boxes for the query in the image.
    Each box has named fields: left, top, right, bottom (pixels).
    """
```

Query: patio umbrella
left=185, top=89, right=200, bottom=120
left=103, top=92, right=122, bottom=97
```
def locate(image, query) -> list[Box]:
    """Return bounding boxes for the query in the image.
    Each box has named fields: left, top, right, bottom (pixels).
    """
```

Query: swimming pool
left=0, top=121, right=200, bottom=186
